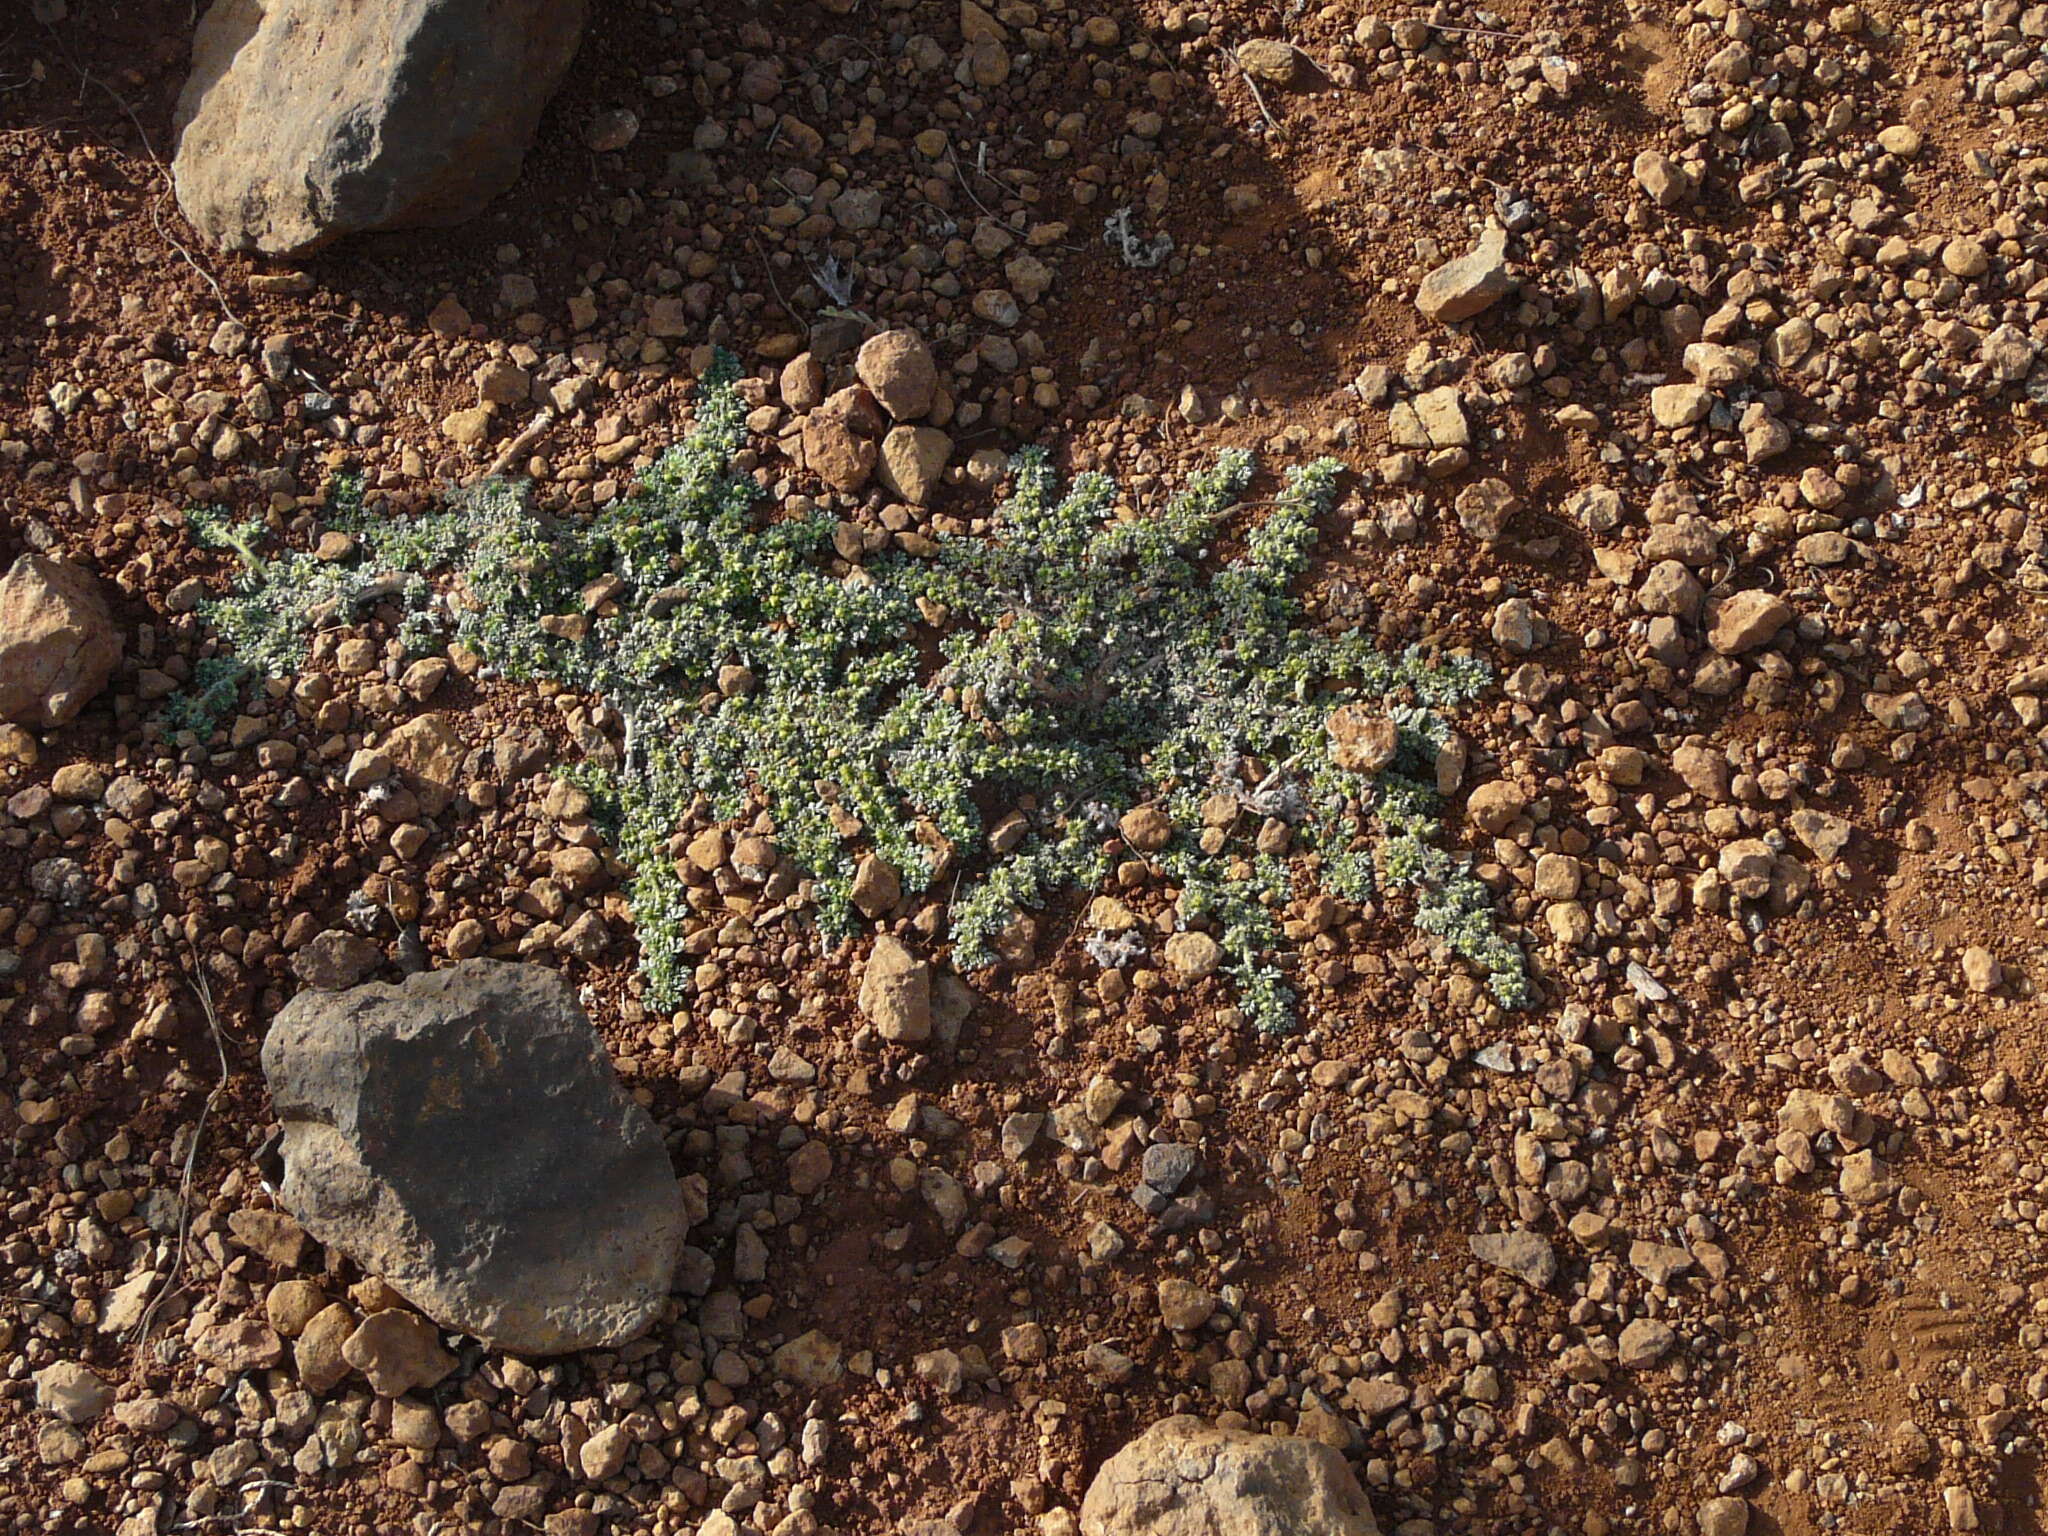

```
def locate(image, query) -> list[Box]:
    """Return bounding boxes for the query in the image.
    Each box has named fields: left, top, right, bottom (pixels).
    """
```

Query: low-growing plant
left=186, top=353, right=1531, bottom=1028
left=159, top=654, right=251, bottom=739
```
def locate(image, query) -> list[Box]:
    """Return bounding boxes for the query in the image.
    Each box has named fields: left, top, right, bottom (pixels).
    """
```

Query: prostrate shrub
left=185, top=353, right=1530, bottom=1029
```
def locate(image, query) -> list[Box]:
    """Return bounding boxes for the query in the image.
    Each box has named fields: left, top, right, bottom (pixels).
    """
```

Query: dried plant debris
left=1102, top=207, right=1174, bottom=269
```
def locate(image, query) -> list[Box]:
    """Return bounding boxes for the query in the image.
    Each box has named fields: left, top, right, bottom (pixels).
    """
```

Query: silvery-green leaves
left=188, top=352, right=1531, bottom=1027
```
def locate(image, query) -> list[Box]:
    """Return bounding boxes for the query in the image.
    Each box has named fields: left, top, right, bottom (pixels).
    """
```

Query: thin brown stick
left=128, top=961, right=232, bottom=1370
left=945, top=143, right=1006, bottom=225
left=746, top=234, right=800, bottom=325
left=1424, top=22, right=1531, bottom=43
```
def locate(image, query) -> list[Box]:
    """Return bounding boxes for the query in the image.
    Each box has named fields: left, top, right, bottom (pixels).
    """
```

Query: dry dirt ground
left=4, top=1, right=2048, bottom=1534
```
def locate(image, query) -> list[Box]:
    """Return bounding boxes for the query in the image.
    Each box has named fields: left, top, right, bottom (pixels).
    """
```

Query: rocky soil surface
left=5, top=1, right=2048, bottom=1534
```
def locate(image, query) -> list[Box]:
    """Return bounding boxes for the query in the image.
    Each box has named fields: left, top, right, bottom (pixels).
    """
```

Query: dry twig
left=482, top=407, right=558, bottom=480
left=128, top=961, right=232, bottom=1369
left=39, top=19, right=243, bottom=326
left=1231, top=54, right=1284, bottom=136
left=946, top=142, right=1007, bottom=224
left=745, top=234, right=801, bottom=326
left=1424, top=21, right=1531, bottom=43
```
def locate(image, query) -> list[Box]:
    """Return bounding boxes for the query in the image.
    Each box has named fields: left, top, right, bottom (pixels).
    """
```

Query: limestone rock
left=1634, top=150, right=1695, bottom=207
left=192, top=1316, right=286, bottom=1372
left=1789, top=808, right=1852, bottom=862
left=1235, top=38, right=1310, bottom=87
left=772, top=1329, right=844, bottom=1389
left=294, top=1302, right=357, bottom=1392
left=1961, top=945, right=2003, bottom=993
left=1838, top=1149, right=1894, bottom=1205
left=855, top=330, right=938, bottom=421
left=1628, top=1239, right=1695, bottom=1286
left=381, top=712, right=466, bottom=801
left=1156, top=1279, right=1216, bottom=1330
left=442, top=405, right=494, bottom=446
left=1466, top=780, right=1528, bottom=835
left=171, top=0, right=589, bottom=256
left=877, top=424, right=953, bottom=505
left=292, top=929, right=382, bottom=991
left=859, top=935, right=932, bottom=1043
left=1326, top=704, right=1399, bottom=774
left=262, top=960, right=686, bottom=1355
left=342, top=1308, right=456, bottom=1396
left=1163, top=931, right=1222, bottom=979
left=961, top=0, right=1006, bottom=45
left=1707, top=590, right=1793, bottom=654
left=1470, top=1229, right=1557, bottom=1288
left=850, top=854, right=902, bottom=919
left=1651, top=382, right=1712, bottom=428
left=265, top=1279, right=327, bottom=1337
left=1118, top=805, right=1173, bottom=852
left=1455, top=478, right=1520, bottom=544
left=34, top=1361, right=113, bottom=1425
left=1618, top=1317, right=1675, bottom=1368
left=801, top=392, right=881, bottom=493
left=0, top=553, right=121, bottom=728
left=1389, top=385, right=1470, bottom=448
left=1415, top=226, right=1514, bottom=324
left=1081, top=1416, right=1380, bottom=1535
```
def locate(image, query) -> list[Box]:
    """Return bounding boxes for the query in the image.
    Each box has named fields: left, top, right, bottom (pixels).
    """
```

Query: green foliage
left=188, top=354, right=1531, bottom=1026
left=160, top=655, right=250, bottom=740
left=185, top=475, right=457, bottom=678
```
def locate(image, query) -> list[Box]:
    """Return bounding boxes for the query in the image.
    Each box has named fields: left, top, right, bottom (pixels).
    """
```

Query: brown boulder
left=263, top=961, right=686, bottom=1355
left=859, top=934, right=931, bottom=1043
left=854, top=329, right=938, bottom=420
left=877, top=425, right=953, bottom=506
left=801, top=387, right=884, bottom=494
left=0, top=553, right=120, bottom=728
left=1415, top=225, right=1514, bottom=325
left=1325, top=704, right=1398, bottom=774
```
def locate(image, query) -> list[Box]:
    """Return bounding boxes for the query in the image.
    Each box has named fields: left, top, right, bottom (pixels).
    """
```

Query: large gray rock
left=0, top=553, right=120, bottom=729
left=1081, top=1417, right=1380, bottom=1536
left=262, top=960, right=684, bottom=1354
left=172, top=0, right=588, bottom=256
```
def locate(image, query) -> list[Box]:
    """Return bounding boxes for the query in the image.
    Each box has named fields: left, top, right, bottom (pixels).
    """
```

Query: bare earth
left=4, top=2, right=2048, bottom=1535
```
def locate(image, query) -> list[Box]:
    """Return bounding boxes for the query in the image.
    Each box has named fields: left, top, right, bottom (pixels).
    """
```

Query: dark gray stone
left=1139, top=1141, right=1199, bottom=1194
left=172, top=0, right=588, bottom=256
left=262, top=960, right=684, bottom=1354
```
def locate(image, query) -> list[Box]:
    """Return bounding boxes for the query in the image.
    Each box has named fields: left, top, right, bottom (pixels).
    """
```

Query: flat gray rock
left=172, top=0, right=587, bottom=256
left=263, top=960, right=684, bottom=1354
left=1470, top=1228, right=1558, bottom=1289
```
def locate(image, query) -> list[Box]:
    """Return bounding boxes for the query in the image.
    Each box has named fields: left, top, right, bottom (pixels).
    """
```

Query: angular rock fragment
left=0, top=553, right=120, bottom=728
left=855, top=329, right=938, bottom=421
left=172, top=0, right=588, bottom=255
left=1416, top=226, right=1514, bottom=324
left=262, top=960, right=685, bottom=1354
left=859, top=934, right=932, bottom=1042
left=1470, top=1229, right=1558, bottom=1289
